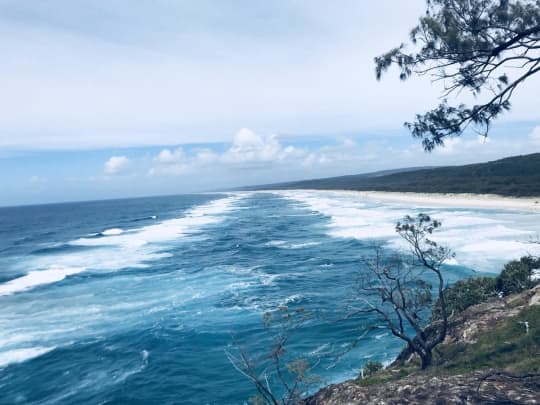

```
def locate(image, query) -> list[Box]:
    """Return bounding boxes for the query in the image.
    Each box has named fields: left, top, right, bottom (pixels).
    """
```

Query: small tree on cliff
left=358, top=214, right=453, bottom=369
left=375, top=0, right=540, bottom=151
left=227, top=307, right=318, bottom=405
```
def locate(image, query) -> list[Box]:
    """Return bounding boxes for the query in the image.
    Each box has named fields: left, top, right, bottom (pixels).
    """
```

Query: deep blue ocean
left=1, top=191, right=539, bottom=404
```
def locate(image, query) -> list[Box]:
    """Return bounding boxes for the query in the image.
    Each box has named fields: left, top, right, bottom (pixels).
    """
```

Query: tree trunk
left=420, top=349, right=432, bottom=370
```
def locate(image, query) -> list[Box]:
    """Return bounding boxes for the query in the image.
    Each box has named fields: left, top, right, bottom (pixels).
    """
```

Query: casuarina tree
left=357, top=214, right=453, bottom=369
left=375, top=0, right=540, bottom=151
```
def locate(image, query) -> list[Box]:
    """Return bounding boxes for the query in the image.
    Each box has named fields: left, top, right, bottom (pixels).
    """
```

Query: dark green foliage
left=497, top=256, right=540, bottom=296
left=358, top=305, right=540, bottom=386
left=375, top=0, right=540, bottom=150
left=361, top=360, right=384, bottom=378
left=431, top=277, right=498, bottom=320
left=432, top=256, right=540, bottom=320
left=249, top=153, right=540, bottom=197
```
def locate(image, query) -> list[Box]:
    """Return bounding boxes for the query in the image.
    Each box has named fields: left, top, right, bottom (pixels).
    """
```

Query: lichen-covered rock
left=304, top=285, right=540, bottom=405
left=304, top=371, right=539, bottom=404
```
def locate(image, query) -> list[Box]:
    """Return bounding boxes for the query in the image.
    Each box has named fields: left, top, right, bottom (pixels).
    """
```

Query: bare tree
left=226, top=307, right=319, bottom=405
left=356, top=214, right=453, bottom=369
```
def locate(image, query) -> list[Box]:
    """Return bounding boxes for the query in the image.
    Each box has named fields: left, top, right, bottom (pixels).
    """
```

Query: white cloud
left=302, top=137, right=372, bottom=166
left=301, top=153, right=317, bottom=167
left=0, top=1, right=446, bottom=150
left=436, top=137, right=463, bottom=155
left=194, top=148, right=219, bottom=165
left=122, top=125, right=540, bottom=183
left=476, top=134, right=491, bottom=144
left=149, top=146, right=219, bottom=176
left=149, top=148, right=187, bottom=176
left=435, top=135, right=492, bottom=156
left=341, top=137, right=357, bottom=148
left=104, top=156, right=129, bottom=174
left=2, top=1, right=539, bottom=151
left=221, top=128, right=305, bottom=165
left=148, top=164, right=189, bottom=177
left=147, top=128, right=309, bottom=177
left=530, top=126, right=540, bottom=144
left=155, top=147, right=185, bottom=164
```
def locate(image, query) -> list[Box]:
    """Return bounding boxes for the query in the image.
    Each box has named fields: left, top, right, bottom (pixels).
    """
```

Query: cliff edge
left=305, top=285, right=540, bottom=404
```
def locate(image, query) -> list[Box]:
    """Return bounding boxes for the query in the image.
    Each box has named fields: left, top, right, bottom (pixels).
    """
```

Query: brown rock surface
left=304, top=285, right=540, bottom=404
left=304, top=371, right=539, bottom=404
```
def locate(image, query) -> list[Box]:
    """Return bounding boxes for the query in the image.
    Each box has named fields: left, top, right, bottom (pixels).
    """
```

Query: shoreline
left=278, top=189, right=540, bottom=213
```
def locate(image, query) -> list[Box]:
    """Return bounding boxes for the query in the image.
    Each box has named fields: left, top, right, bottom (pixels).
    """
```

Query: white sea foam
left=265, top=240, right=287, bottom=247
left=73, top=195, right=241, bottom=249
left=260, top=274, right=279, bottom=286
left=217, top=264, right=279, bottom=295
left=0, top=195, right=243, bottom=297
left=288, top=241, right=321, bottom=249
left=0, top=263, right=243, bottom=367
left=309, top=343, right=331, bottom=356
left=141, top=349, right=149, bottom=362
left=101, top=228, right=124, bottom=236
left=0, top=195, right=263, bottom=371
left=265, top=240, right=321, bottom=249
left=0, top=346, right=55, bottom=368
left=279, top=190, right=540, bottom=272
left=0, top=267, right=86, bottom=296
left=279, top=294, right=304, bottom=306
left=228, top=281, right=257, bottom=290
left=222, top=264, right=264, bottom=275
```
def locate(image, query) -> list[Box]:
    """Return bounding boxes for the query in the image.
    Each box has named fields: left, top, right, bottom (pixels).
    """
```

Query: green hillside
left=251, top=153, right=540, bottom=197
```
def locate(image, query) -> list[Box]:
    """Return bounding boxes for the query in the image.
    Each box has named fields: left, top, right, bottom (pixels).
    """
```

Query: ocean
left=1, top=190, right=539, bottom=404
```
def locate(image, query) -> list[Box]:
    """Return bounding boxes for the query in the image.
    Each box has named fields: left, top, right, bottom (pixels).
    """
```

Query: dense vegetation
left=357, top=304, right=540, bottom=385
left=354, top=255, right=540, bottom=394
left=251, top=153, right=540, bottom=197
left=432, top=256, right=540, bottom=320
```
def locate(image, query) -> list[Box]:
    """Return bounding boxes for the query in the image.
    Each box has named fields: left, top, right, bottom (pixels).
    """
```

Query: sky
left=1, top=0, right=539, bottom=206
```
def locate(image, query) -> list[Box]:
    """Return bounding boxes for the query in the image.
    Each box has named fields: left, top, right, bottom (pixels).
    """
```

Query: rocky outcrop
left=305, top=371, right=539, bottom=404
left=305, top=285, right=540, bottom=404
left=445, top=284, right=539, bottom=344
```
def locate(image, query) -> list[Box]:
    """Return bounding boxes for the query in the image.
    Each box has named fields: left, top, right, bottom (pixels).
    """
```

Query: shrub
left=496, top=256, right=540, bottom=296
left=361, top=360, right=384, bottom=378
left=432, top=256, right=540, bottom=320
left=431, top=276, right=497, bottom=321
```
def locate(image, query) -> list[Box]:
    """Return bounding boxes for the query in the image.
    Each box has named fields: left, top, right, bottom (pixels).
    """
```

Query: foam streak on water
left=0, top=194, right=242, bottom=297
left=278, top=190, right=540, bottom=271
left=0, top=347, right=56, bottom=368
left=1, top=191, right=539, bottom=404
left=0, top=267, right=86, bottom=296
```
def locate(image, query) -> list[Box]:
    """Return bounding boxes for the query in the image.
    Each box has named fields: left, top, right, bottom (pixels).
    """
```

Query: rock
left=304, top=371, right=540, bottom=404
left=304, top=286, right=540, bottom=405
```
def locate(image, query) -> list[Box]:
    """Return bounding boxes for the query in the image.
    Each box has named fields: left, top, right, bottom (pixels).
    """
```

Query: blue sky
left=1, top=0, right=539, bottom=206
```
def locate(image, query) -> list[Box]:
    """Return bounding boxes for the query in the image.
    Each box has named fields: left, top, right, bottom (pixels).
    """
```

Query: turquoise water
left=1, top=191, right=539, bottom=404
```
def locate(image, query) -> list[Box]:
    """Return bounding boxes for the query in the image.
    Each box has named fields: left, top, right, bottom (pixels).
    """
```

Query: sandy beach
left=262, top=189, right=540, bottom=212
left=347, top=190, right=540, bottom=212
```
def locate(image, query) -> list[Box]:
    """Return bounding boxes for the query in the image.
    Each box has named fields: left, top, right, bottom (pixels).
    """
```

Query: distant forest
left=248, top=153, right=540, bottom=197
